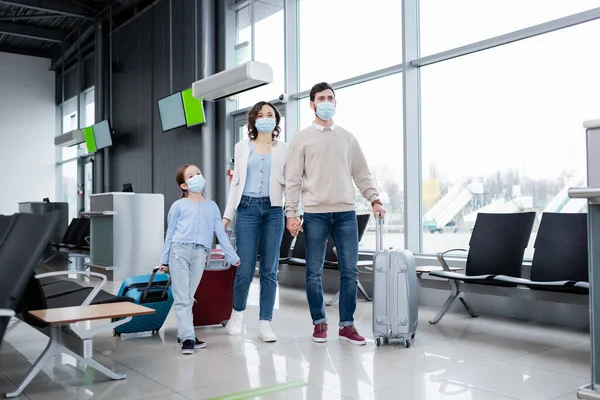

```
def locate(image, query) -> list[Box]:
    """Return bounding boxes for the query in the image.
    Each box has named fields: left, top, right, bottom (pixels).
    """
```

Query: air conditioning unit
left=192, top=61, right=273, bottom=101
left=54, top=129, right=84, bottom=147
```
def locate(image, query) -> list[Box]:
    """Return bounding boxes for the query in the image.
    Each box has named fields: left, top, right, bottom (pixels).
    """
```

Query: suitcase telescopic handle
left=375, top=212, right=384, bottom=251
left=143, top=267, right=171, bottom=301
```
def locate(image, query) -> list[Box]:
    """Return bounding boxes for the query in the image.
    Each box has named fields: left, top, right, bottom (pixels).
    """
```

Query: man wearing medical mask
left=284, top=82, right=386, bottom=345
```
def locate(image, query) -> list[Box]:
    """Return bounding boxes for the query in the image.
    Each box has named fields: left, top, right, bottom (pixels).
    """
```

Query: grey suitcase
left=372, top=214, right=419, bottom=347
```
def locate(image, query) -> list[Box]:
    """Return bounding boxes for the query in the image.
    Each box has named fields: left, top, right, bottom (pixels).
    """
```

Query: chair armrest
left=84, top=236, right=90, bottom=245
left=0, top=309, right=15, bottom=317
left=436, top=248, right=468, bottom=272
left=35, top=271, right=108, bottom=307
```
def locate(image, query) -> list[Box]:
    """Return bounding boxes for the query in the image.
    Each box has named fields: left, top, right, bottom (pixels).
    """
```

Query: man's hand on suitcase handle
left=373, top=200, right=386, bottom=219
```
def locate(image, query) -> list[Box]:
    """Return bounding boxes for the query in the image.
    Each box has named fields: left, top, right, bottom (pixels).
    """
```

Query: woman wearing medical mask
left=223, top=101, right=288, bottom=342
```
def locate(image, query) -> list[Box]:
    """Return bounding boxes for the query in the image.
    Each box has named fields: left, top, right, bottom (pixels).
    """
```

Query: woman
left=223, top=101, right=288, bottom=342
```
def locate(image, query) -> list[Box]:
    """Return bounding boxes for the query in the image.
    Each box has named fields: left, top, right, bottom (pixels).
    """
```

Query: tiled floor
left=0, top=274, right=591, bottom=399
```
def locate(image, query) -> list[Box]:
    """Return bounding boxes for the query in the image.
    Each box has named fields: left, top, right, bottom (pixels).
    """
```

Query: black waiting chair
left=4, top=212, right=136, bottom=397
left=45, top=218, right=91, bottom=264
left=493, top=213, right=588, bottom=294
left=279, top=225, right=295, bottom=262
left=428, top=212, right=536, bottom=324
left=0, top=212, right=61, bottom=348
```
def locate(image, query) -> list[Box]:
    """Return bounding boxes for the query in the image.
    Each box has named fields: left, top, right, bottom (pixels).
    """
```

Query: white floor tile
left=509, top=344, right=591, bottom=378
left=437, top=361, right=587, bottom=400
left=0, top=276, right=593, bottom=400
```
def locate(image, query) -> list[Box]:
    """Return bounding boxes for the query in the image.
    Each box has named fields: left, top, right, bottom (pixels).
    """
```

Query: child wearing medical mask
left=159, top=164, right=240, bottom=355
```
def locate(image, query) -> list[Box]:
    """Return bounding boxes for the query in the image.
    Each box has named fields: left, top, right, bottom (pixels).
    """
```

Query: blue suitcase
left=113, top=267, right=173, bottom=336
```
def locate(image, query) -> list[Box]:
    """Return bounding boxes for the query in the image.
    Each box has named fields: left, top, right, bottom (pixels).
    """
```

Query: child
left=159, top=164, right=240, bottom=355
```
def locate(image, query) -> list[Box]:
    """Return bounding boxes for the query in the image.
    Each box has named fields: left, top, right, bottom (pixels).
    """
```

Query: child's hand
left=233, top=261, right=241, bottom=267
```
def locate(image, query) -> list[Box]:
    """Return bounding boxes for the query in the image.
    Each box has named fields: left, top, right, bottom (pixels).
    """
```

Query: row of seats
left=0, top=212, right=131, bottom=343
left=428, top=212, right=588, bottom=324
left=1, top=211, right=156, bottom=398
left=44, top=217, right=91, bottom=264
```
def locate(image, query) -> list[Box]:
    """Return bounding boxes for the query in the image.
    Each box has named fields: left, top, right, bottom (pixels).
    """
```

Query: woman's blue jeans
left=233, top=196, right=284, bottom=321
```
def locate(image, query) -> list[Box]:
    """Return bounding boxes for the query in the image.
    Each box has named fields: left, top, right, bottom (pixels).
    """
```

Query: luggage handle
left=375, top=212, right=384, bottom=251
left=143, top=267, right=171, bottom=301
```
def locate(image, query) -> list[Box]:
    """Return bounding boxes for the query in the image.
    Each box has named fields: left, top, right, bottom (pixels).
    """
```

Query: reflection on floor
left=0, top=269, right=590, bottom=400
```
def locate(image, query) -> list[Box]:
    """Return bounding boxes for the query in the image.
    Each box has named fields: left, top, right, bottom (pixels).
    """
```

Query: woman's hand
left=158, top=265, right=169, bottom=272
left=222, top=218, right=231, bottom=229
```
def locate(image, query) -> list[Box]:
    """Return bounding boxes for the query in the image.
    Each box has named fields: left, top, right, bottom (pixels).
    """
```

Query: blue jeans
left=303, top=211, right=359, bottom=328
left=233, top=196, right=284, bottom=321
left=169, top=243, right=207, bottom=341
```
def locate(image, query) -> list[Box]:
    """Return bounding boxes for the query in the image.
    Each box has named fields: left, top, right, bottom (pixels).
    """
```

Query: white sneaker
left=258, top=320, right=277, bottom=342
left=228, top=310, right=243, bottom=336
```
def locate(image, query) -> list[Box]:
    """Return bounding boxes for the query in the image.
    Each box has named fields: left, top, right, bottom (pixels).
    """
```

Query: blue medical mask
left=255, top=118, right=276, bottom=134
left=315, top=102, right=335, bottom=121
left=186, top=174, right=206, bottom=193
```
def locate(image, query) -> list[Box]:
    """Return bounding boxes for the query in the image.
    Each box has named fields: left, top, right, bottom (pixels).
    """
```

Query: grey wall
left=0, top=52, right=56, bottom=214
left=109, top=0, right=221, bottom=221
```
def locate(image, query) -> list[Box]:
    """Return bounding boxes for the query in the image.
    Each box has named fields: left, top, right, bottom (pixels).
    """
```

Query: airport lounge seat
left=0, top=212, right=61, bottom=350
left=428, top=212, right=536, bottom=324
left=44, top=218, right=91, bottom=264
left=1, top=213, right=150, bottom=398
left=492, top=212, right=589, bottom=294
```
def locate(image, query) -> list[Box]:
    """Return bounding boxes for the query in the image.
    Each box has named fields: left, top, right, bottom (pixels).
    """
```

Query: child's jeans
left=169, top=243, right=208, bottom=342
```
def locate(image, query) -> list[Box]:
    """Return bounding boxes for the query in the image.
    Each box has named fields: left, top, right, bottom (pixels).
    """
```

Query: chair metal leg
left=429, top=281, right=478, bottom=324
left=5, top=328, right=59, bottom=398
left=459, top=296, right=478, bottom=318
left=84, top=357, right=126, bottom=380
left=326, top=291, right=340, bottom=306
left=429, top=291, right=460, bottom=325
left=358, top=281, right=372, bottom=301
left=5, top=325, right=127, bottom=398
left=43, top=251, right=71, bottom=265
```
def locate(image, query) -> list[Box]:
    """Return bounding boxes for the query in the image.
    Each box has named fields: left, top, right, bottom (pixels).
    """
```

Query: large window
left=236, top=2, right=285, bottom=109
left=419, top=0, right=600, bottom=56
left=298, top=0, right=402, bottom=90
left=420, top=20, right=599, bottom=258
left=299, top=74, right=404, bottom=250
left=61, top=97, right=78, bottom=160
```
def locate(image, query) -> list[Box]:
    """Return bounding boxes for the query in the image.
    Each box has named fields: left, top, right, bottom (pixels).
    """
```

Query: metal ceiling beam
left=0, top=43, right=52, bottom=58
left=0, top=13, right=63, bottom=21
left=0, top=21, right=65, bottom=42
left=0, top=0, right=94, bottom=20
left=50, top=23, right=94, bottom=70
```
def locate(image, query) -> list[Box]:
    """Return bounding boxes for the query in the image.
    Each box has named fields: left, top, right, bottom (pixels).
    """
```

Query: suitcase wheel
left=113, top=329, right=121, bottom=337
left=411, top=333, right=415, bottom=339
left=152, top=330, right=159, bottom=335
left=404, top=338, right=411, bottom=348
left=375, top=337, right=385, bottom=347
left=221, top=320, right=228, bottom=327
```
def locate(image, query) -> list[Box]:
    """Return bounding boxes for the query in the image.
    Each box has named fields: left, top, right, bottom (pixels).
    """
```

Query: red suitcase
left=192, top=236, right=237, bottom=328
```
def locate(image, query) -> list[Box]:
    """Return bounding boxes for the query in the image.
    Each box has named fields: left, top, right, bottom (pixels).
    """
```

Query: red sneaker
left=339, top=326, right=366, bottom=345
left=312, top=323, right=328, bottom=343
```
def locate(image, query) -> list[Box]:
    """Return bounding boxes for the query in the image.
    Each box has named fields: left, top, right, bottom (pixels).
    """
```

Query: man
left=285, top=82, right=386, bottom=345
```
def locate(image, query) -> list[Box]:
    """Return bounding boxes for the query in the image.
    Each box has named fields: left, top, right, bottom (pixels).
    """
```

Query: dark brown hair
left=175, top=164, right=190, bottom=198
left=309, top=82, right=335, bottom=102
left=246, top=101, right=281, bottom=141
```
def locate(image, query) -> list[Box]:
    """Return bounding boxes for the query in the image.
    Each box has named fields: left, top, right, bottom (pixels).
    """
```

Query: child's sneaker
left=177, top=337, right=207, bottom=349
left=181, top=339, right=195, bottom=355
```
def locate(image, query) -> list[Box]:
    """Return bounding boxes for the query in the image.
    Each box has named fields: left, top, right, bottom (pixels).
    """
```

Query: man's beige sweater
left=284, top=124, right=379, bottom=218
